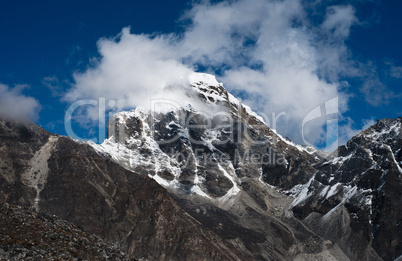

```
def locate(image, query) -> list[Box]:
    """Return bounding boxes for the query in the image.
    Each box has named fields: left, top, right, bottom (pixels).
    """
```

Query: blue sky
left=0, top=0, right=401, bottom=149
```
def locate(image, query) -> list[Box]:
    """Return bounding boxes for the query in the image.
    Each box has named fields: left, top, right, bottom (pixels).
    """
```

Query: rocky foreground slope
left=0, top=73, right=401, bottom=260
left=0, top=202, right=132, bottom=260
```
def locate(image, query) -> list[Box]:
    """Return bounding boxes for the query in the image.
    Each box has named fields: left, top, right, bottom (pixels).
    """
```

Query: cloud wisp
left=0, top=83, right=41, bottom=122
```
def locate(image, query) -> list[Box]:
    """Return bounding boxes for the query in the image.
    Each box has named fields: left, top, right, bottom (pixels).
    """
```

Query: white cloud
left=65, top=0, right=361, bottom=146
left=314, top=5, right=358, bottom=82
left=0, top=84, right=41, bottom=121
left=66, top=29, right=192, bottom=106
left=183, top=0, right=355, bottom=143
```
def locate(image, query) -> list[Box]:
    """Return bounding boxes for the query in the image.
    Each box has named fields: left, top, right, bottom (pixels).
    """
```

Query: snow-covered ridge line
left=191, top=74, right=319, bottom=155
left=189, top=72, right=221, bottom=87
left=383, top=144, right=402, bottom=174
left=289, top=177, right=374, bottom=210
left=361, top=118, right=401, bottom=141
left=190, top=73, right=269, bottom=125
left=271, top=128, right=317, bottom=154
left=289, top=173, right=317, bottom=207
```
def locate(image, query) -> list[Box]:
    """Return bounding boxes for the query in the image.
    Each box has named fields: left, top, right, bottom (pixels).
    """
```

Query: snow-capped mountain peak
left=88, top=75, right=401, bottom=260
left=91, top=72, right=320, bottom=200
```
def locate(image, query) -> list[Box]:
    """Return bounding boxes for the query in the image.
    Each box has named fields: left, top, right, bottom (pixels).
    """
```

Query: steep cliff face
left=290, top=118, right=402, bottom=261
left=0, top=120, right=51, bottom=207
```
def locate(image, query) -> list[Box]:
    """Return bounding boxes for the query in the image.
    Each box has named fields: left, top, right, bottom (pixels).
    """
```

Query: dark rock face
left=0, top=120, right=247, bottom=260
left=0, top=202, right=132, bottom=260
left=42, top=137, right=244, bottom=260
left=0, top=119, right=346, bottom=260
left=291, top=118, right=402, bottom=261
left=0, top=120, right=51, bottom=207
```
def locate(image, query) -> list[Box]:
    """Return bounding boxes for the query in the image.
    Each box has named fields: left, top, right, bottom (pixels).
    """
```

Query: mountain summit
left=92, top=73, right=321, bottom=203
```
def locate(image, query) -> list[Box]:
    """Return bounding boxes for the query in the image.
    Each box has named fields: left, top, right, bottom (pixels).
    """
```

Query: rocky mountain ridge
left=289, top=117, right=402, bottom=260
left=0, top=73, right=400, bottom=260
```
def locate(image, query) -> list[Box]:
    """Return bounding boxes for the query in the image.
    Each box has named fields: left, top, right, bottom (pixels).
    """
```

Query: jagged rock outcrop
left=290, top=118, right=402, bottom=261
